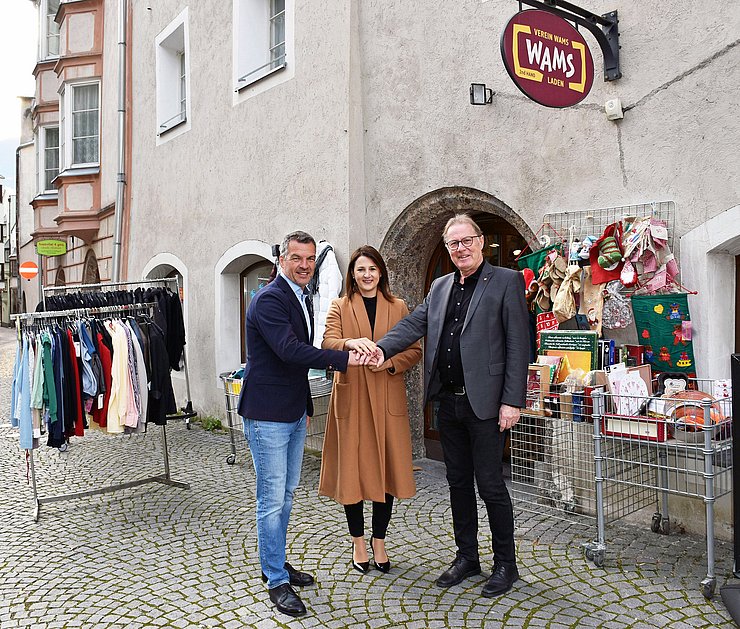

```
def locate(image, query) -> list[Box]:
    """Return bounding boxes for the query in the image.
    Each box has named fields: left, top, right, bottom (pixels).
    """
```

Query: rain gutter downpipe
left=15, top=140, right=34, bottom=314
left=112, top=0, right=127, bottom=282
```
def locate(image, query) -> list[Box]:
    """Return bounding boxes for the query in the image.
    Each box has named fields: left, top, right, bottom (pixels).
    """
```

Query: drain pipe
left=111, top=0, right=127, bottom=282
left=15, top=140, right=34, bottom=314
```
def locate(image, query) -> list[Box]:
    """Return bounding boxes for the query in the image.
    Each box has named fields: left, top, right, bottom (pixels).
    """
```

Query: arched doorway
left=214, top=240, right=274, bottom=381
left=54, top=266, right=66, bottom=286
left=380, top=187, right=536, bottom=460
left=239, top=260, right=274, bottom=362
left=82, top=250, right=100, bottom=284
left=422, top=213, right=527, bottom=459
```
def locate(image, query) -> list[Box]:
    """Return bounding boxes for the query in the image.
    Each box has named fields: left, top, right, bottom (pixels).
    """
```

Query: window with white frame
left=156, top=10, right=190, bottom=135
left=37, top=126, right=60, bottom=193
left=41, top=0, right=61, bottom=58
left=60, top=82, right=100, bottom=169
left=235, top=0, right=292, bottom=89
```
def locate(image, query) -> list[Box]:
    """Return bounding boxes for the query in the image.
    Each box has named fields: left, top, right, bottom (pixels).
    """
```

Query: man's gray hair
left=280, top=231, right=316, bottom=257
left=442, top=213, right=483, bottom=240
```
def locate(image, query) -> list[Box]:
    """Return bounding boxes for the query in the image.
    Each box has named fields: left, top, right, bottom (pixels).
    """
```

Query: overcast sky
left=0, top=0, right=38, bottom=189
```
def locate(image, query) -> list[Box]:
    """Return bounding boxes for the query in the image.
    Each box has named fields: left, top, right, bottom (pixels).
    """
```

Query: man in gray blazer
left=375, top=213, right=529, bottom=598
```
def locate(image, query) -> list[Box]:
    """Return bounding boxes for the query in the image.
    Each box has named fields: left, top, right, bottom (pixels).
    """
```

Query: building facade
left=19, top=2, right=740, bottom=470
left=125, top=0, right=740, bottom=459
left=19, top=0, right=119, bottom=312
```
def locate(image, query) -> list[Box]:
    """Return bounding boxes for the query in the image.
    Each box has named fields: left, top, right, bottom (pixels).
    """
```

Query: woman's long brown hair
left=345, top=245, right=394, bottom=301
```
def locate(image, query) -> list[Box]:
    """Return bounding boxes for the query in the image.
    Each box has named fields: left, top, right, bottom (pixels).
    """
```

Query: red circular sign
left=501, top=10, right=594, bottom=108
left=19, top=261, right=39, bottom=280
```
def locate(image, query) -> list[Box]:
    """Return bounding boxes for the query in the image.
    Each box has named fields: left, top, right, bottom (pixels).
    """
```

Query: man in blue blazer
left=238, top=231, right=364, bottom=617
left=375, top=214, right=529, bottom=598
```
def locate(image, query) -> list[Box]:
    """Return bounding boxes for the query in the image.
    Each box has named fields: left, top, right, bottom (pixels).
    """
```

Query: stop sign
left=19, top=261, right=39, bottom=280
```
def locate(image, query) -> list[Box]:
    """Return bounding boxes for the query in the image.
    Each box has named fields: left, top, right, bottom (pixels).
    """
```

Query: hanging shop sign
left=35, top=239, right=67, bottom=257
left=501, top=9, right=595, bottom=108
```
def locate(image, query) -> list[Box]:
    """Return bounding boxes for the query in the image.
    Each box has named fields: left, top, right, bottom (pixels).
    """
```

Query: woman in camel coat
left=319, top=245, right=421, bottom=574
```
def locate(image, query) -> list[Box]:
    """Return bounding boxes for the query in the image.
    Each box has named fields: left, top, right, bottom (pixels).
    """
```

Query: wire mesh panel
left=540, top=200, right=675, bottom=250
left=584, top=381, right=734, bottom=596
left=305, top=374, right=333, bottom=452
left=305, top=393, right=330, bottom=452
left=511, top=412, right=598, bottom=523
left=597, top=382, right=733, bottom=505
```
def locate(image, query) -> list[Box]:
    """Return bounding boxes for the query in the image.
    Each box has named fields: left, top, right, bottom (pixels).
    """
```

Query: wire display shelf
left=582, top=381, right=732, bottom=599
left=540, top=200, right=675, bottom=250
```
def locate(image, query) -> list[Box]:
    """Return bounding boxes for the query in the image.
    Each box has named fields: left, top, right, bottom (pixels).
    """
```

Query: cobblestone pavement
left=0, top=325, right=737, bottom=628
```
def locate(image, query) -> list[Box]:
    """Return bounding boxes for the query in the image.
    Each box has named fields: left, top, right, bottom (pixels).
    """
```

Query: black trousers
left=344, top=494, right=395, bottom=539
left=437, top=391, right=515, bottom=564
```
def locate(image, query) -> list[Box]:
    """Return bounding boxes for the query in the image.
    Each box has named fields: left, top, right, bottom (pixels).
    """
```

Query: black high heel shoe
left=370, top=536, right=391, bottom=573
left=351, top=541, right=370, bottom=574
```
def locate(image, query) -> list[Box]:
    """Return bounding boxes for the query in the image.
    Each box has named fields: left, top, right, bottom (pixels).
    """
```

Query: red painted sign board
left=501, top=10, right=594, bottom=108
left=19, top=261, right=39, bottom=280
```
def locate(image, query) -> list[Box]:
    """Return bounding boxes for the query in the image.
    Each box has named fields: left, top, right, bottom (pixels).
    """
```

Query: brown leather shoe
left=268, top=583, right=307, bottom=617
left=481, top=562, right=519, bottom=597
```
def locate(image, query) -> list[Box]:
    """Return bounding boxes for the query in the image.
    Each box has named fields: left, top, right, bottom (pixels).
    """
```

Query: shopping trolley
left=218, top=369, right=334, bottom=465
left=582, top=382, right=733, bottom=599
left=219, top=370, right=244, bottom=465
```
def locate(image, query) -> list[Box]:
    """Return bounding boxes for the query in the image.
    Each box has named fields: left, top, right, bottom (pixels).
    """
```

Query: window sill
left=235, top=63, right=286, bottom=92
left=158, top=117, right=187, bottom=137
left=33, top=192, right=59, bottom=202
left=56, top=166, right=100, bottom=179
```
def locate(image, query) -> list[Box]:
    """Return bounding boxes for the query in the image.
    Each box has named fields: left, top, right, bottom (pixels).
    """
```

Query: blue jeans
left=243, top=414, right=307, bottom=589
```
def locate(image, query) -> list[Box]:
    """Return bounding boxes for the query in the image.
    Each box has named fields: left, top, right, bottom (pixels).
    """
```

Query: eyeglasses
left=444, top=235, right=482, bottom=251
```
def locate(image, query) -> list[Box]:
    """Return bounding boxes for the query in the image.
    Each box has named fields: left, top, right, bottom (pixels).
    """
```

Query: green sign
left=36, top=239, right=67, bottom=256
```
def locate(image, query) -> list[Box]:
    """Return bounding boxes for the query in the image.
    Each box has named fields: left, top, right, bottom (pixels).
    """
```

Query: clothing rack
left=42, top=278, right=197, bottom=428
left=12, top=304, right=190, bottom=522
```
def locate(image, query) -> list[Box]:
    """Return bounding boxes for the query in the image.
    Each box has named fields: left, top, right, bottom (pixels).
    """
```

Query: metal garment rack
left=12, top=304, right=190, bottom=522
left=43, top=277, right=197, bottom=427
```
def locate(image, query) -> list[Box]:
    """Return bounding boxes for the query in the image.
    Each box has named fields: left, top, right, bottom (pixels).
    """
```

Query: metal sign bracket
left=517, top=0, right=622, bottom=80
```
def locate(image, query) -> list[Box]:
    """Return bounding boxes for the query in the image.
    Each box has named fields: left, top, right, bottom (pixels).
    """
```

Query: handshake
left=346, top=338, right=386, bottom=369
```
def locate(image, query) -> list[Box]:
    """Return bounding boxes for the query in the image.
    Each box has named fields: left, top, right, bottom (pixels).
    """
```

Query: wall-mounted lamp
left=470, top=83, right=493, bottom=105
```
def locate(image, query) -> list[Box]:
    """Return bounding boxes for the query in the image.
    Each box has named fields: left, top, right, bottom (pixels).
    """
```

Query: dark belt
left=442, top=384, right=466, bottom=396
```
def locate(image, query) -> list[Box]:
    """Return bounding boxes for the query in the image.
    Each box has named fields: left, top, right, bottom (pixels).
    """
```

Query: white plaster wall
left=67, top=13, right=95, bottom=53
left=65, top=183, right=93, bottom=211
left=99, top=0, right=121, bottom=209
left=125, top=0, right=740, bottom=424
left=128, top=0, right=353, bottom=416
left=681, top=206, right=740, bottom=380
left=18, top=144, right=38, bottom=311
left=40, top=69, right=58, bottom=103
left=64, top=64, right=97, bottom=81
left=358, top=1, right=740, bottom=246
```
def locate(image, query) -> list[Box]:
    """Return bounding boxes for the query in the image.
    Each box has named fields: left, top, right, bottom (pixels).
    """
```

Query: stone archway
left=379, top=186, right=536, bottom=457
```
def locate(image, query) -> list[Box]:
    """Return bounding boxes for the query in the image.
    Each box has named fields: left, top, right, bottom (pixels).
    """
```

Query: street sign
left=36, top=239, right=67, bottom=256
left=19, top=261, right=39, bottom=280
